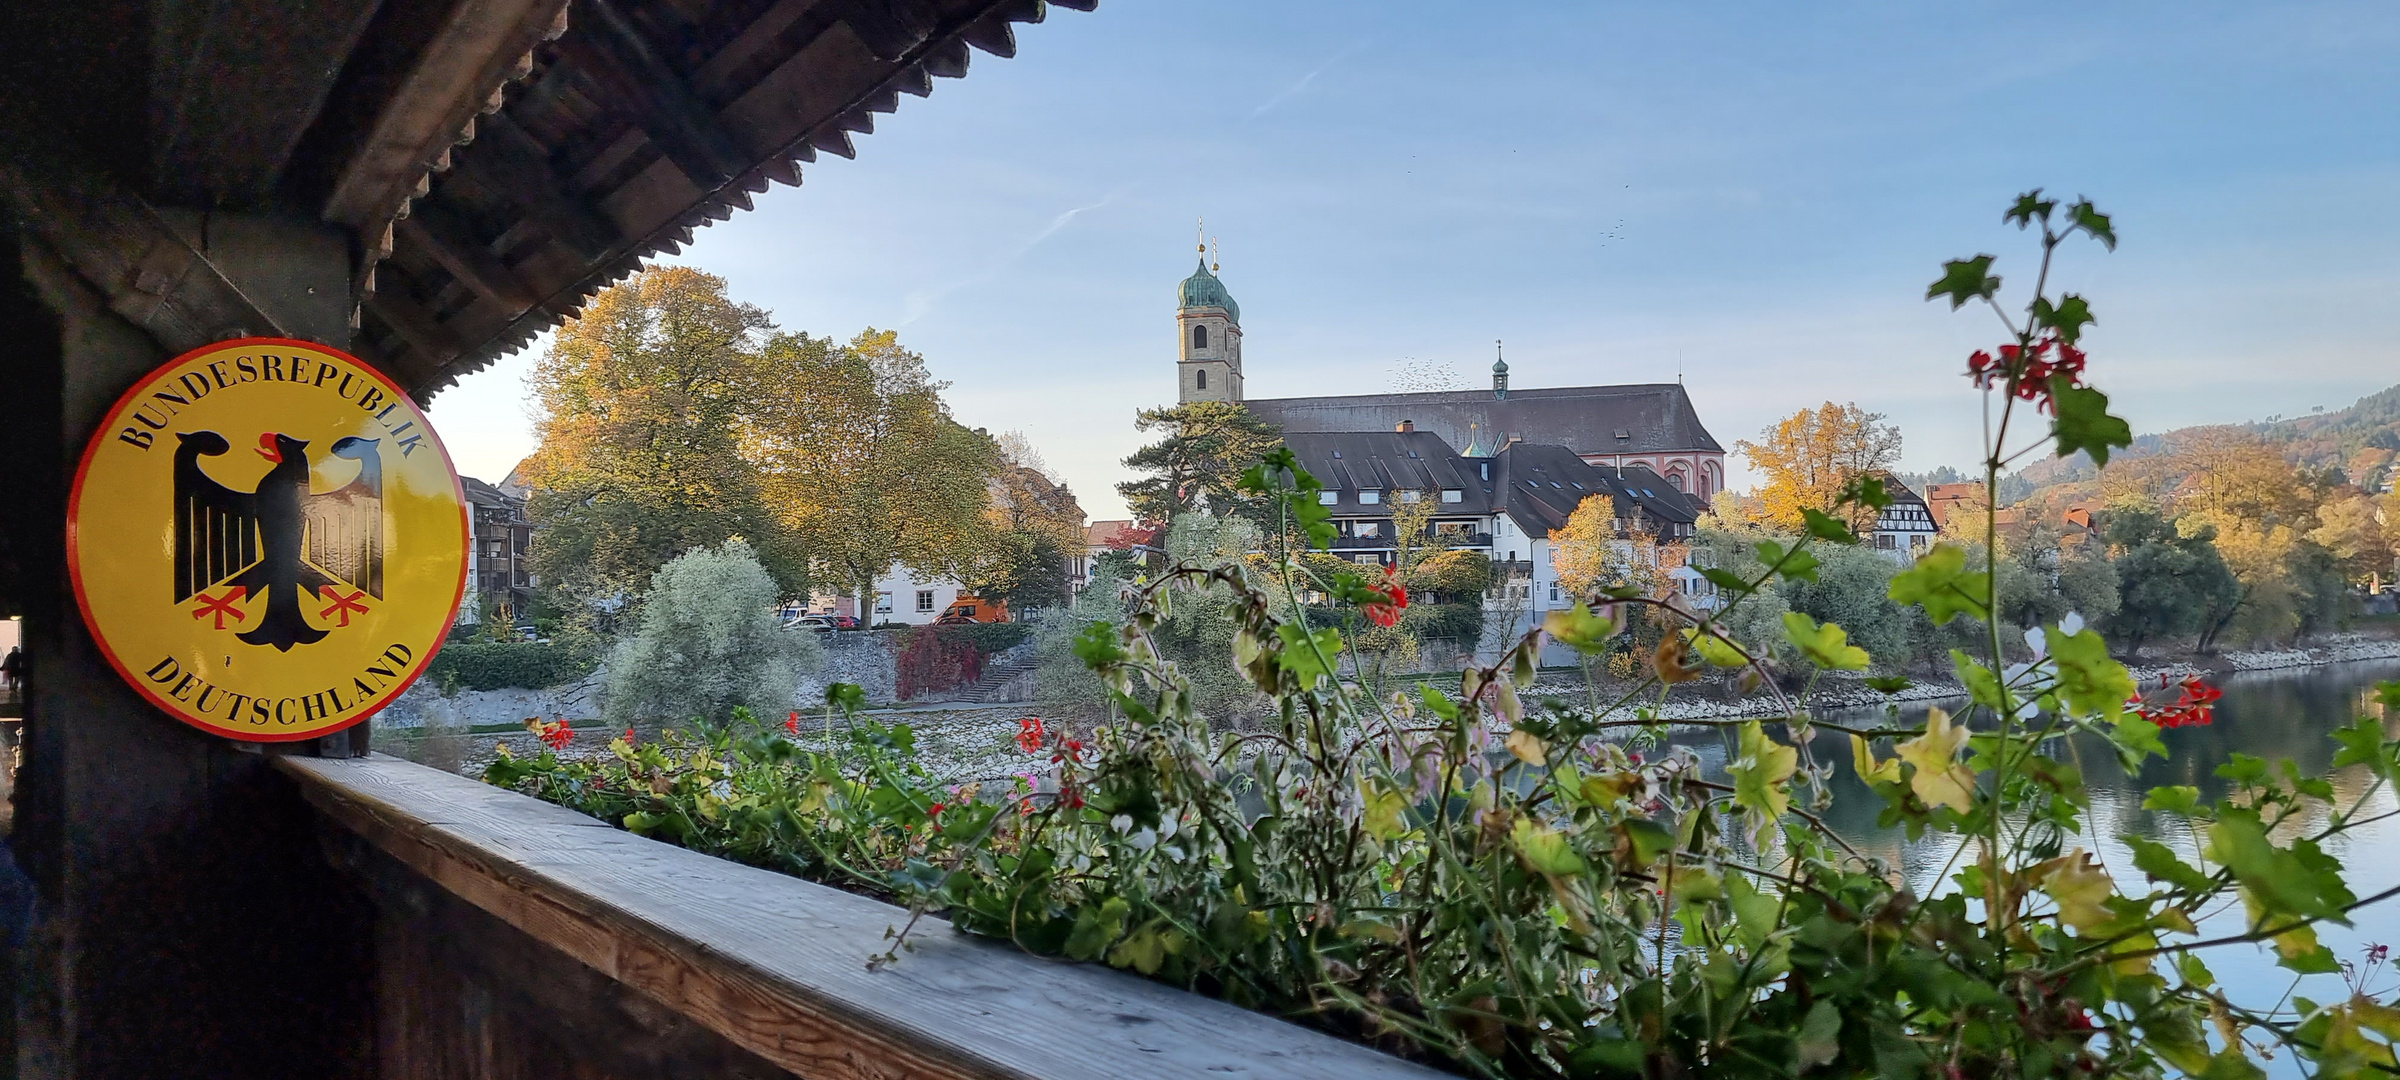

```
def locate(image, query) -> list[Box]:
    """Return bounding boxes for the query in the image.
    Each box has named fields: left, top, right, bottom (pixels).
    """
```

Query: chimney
left=1396, top=419, right=1415, bottom=432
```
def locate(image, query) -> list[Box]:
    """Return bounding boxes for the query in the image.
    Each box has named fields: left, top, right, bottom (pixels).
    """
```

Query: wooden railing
left=279, top=755, right=1453, bottom=1080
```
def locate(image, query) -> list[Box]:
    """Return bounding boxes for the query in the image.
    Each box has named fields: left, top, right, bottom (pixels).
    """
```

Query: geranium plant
left=489, top=194, right=2400, bottom=1078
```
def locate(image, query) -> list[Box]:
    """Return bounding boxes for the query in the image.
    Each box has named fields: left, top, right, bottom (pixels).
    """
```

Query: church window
left=1193, top=324, right=1208, bottom=350
left=1195, top=368, right=1208, bottom=390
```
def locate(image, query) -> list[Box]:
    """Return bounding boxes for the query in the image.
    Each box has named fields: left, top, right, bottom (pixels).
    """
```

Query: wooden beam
left=321, top=0, right=570, bottom=230
left=147, top=0, right=388, bottom=203
left=450, top=111, right=621, bottom=260
left=280, top=755, right=1453, bottom=1080
left=0, top=151, right=288, bottom=354
left=394, top=203, right=535, bottom=309
left=573, top=0, right=757, bottom=182
left=361, top=290, right=464, bottom=364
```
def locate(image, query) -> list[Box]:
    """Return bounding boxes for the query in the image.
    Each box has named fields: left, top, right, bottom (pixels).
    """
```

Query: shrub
left=424, top=642, right=593, bottom=691
left=893, top=627, right=984, bottom=699
left=602, top=540, right=821, bottom=724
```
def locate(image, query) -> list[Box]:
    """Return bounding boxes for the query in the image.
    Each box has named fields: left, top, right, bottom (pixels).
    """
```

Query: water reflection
left=1662, top=659, right=2400, bottom=1076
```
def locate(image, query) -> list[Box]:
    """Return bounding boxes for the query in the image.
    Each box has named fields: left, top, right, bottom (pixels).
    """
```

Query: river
left=1662, top=658, right=2400, bottom=1072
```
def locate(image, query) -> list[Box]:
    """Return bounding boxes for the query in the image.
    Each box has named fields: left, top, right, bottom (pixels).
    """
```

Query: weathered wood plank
left=280, top=755, right=1453, bottom=1080
left=148, top=0, right=388, bottom=203
left=322, top=0, right=572, bottom=229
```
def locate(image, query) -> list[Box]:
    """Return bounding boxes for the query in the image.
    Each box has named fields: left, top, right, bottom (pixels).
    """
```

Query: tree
left=1117, top=402, right=1281, bottom=522
left=2103, top=502, right=2238, bottom=655
left=520, top=269, right=803, bottom=630
left=964, top=451, right=1088, bottom=613
left=1779, top=542, right=1912, bottom=670
left=1735, top=402, right=1903, bottom=531
left=1549, top=495, right=1652, bottom=598
left=2310, top=493, right=2390, bottom=585
left=603, top=540, right=820, bottom=725
left=747, top=329, right=999, bottom=614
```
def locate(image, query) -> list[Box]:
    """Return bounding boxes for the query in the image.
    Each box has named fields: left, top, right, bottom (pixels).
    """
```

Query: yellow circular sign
left=69, top=338, right=467, bottom=741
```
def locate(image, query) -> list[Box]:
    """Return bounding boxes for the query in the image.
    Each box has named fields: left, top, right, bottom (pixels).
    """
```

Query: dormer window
left=1192, top=324, right=1208, bottom=350
left=1359, top=490, right=1381, bottom=504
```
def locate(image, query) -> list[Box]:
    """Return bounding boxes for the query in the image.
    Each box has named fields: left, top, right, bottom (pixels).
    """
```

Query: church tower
left=1176, top=248, right=1242, bottom=404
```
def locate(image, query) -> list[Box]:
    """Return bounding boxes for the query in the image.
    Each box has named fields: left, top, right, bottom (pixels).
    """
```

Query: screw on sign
left=67, top=339, right=468, bottom=741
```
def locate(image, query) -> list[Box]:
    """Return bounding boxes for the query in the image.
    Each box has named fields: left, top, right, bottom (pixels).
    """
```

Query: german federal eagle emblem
left=175, top=430, right=384, bottom=652
left=70, top=339, right=467, bottom=742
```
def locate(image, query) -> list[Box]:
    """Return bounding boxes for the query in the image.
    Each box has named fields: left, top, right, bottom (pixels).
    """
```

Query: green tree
left=748, top=329, right=999, bottom=614
left=603, top=540, right=820, bottom=725
left=1779, top=541, right=1912, bottom=670
left=961, top=442, right=1087, bottom=614
left=521, top=268, right=804, bottom=630
left=2104, top=501, right=2238, bottom=655
left=1117, top=402, right=1281, bottom=522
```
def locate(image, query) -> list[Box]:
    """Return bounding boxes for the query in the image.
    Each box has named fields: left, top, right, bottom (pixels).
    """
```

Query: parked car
left=792, top=615, right=837, bottom=632
left=933, top=596, right=1008, bottom=625
left=823, top=614, right=859, bottom=630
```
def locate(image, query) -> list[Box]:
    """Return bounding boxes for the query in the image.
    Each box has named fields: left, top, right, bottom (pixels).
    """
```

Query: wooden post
left=5, top=202, right=377, bottom=1078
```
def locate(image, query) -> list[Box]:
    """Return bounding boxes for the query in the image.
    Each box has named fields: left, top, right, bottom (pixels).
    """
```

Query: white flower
left=1109, top=813, right=1134, bottom=834
left=2060, top=611, right=2085, bottom=636
left=2023, top=627, right=2048, bottom=658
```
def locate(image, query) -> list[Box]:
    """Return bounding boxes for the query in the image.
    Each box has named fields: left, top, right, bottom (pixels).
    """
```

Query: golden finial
left=1210, top=236, right=1220, bottom=273
left=1197, top=217, right=1206, bottom=254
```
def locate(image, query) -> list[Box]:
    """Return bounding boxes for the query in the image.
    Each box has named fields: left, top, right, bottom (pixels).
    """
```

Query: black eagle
left=173, top=430, right=384, bottom=652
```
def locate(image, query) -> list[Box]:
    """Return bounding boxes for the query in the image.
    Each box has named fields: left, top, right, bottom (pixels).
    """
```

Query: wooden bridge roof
left=1, top=0, right=1087, bottom=396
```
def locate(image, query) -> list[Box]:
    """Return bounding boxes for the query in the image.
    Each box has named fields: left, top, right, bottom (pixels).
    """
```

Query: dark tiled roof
left=1279, top=431, right=1498, bottom=513
left=459, top=476, right=518, bottom=507
left=1489, top=444, right=1701, bottom=536
left=1247, top=383, right=1722, bottom=459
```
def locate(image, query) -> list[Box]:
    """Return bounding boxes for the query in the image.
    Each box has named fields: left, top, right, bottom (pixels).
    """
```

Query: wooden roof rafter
left=346, top=0, right=1094, bottom=399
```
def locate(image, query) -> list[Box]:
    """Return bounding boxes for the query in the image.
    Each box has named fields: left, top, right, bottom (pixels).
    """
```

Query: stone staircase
left=956, top=648, right=1037, bottom=704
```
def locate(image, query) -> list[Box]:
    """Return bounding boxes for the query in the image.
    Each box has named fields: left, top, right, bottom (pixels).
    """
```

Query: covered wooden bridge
left=0, top=2, right=1444, bottom=1076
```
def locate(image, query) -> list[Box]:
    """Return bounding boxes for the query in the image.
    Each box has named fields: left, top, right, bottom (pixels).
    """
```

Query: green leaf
left=1417, top=684, right=1459, bottom=721
left=1865, top=675, right=1913, bottom=693
left=1700, top=567, right=1751, bottom=592
left=2045, top=624, right=2134, bottom=723
left=2005, top=189, right=2057, bottom=229
left=1361, top=783, right=1410, bottom=841
left=2331, top=715, right=2396, bottom=782
left=1542, top=602, right=1619, bottom=654
left=1723, top=870, right=1781, bottom=950
left=1063, top=896, right=1131, bottom=960
left=2032, top=293, right=2096, bottom=345
left=1072, top=622, right=1127, bottom=670
left=1953, top=650, right=2005, bottom=710
left=1800, top=507, right=1857, bottom=544
left=1887, top=543, right=1990, bottom=626
left=2142, top=785, right=2201, bottom=815
left=1683, top=627, right=1748, bottom=668
left=2123, top=835, right=2213, bottom=893
left=2067, top=199, right=2117, bottom=250
left=2197, top=1050, right=2265, bottom=1080
left=2050, top=380, right=2133, bottom=467
left=825, top=682, right=867, bottom=713
left=1274, top=623, right=1343, bottom=687
left=2376, top=680, right=2400, bottom=709
left=1838, top=473, right=1893, bottom=512
left=1927, top=254, right=2001, bottom=309
left=1617, top=819, right=1675, bottom=868
left=1797, top=1000, right=1843, bottom=1070
left=1754, top=540, right=1820, bottom=583
left=1729, top=719, right=1798, bottom=842
left=1783, top=612, right=1870, bottom=671
left=1511, top=818, right=1588, bottom=878
left=2207, top=810, right=2350, bottom=923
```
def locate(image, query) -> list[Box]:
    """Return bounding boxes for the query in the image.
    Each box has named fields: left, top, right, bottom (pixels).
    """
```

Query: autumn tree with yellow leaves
left=1735, top=402, right=1902, bottom=531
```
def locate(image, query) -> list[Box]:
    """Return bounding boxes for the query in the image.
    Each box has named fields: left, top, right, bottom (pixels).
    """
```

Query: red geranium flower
left=785, top=710, right=801, bottom=736
left=1362, top=568, right=1409, bottom=629
left=1016, top=715, right=1047, bottom=754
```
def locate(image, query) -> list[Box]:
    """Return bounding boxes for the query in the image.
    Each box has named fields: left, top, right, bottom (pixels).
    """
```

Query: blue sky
left=429, top=2, right=2400, bottom=519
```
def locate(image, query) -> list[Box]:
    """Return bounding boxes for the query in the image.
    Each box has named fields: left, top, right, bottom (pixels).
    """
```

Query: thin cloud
left=1247, top=41, right=1367, bottom=122
left=900, top=195, right=1115, bottom=325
